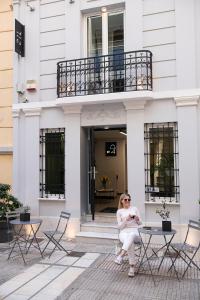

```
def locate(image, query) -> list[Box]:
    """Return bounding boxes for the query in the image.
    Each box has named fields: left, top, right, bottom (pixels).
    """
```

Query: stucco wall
left=0, top=0, right=13, bottom=185
left=13, top=0, right=200, bottom=104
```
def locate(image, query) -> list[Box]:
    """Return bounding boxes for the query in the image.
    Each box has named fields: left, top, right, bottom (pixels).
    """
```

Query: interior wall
left=95, top=135, right=126, bottom=196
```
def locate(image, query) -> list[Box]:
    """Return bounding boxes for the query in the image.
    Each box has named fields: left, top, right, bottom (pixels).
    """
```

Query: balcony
left=57, top=50, right=152, bottom=98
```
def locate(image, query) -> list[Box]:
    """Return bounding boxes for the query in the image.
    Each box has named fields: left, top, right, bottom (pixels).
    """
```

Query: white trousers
left=119, top=228, right=139, bottom=265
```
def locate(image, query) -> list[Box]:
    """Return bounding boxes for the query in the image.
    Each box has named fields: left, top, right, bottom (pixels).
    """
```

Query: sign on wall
left=15, top=19, right=25, bottom=57
left=105, top=142, right=117, bottom=156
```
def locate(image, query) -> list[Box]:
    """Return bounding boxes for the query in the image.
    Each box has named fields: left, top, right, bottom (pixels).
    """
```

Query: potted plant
left=156, top=200, right=171, bottom=231
left=20, top=205, right=30, bottom=222
left=0, top=183, right=22, bottom=242
left=100, top=176, right=109, bottom=189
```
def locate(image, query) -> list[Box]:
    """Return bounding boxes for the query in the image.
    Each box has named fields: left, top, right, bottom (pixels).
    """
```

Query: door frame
left=87, top=126, right=127, bottom=220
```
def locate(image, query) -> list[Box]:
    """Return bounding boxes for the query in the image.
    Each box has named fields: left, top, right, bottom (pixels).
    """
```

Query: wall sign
left=105, top=142, right=117, bottom=156
left=15, top=19, right=25, bottom=57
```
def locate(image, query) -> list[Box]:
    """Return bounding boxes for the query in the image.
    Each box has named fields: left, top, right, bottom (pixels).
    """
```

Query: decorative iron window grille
left=40, top=128, right=65, bottom=199
left=144, top=122, right=179, bottom=203
left=57, top=50, right=152, bottom=98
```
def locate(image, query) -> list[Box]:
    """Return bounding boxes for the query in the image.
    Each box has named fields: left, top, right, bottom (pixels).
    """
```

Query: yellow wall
left=0, top=0, right=13, bottom=185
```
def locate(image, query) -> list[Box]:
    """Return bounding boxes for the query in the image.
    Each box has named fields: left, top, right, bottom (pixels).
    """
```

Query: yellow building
left=0, top=1, right=13, bottom=185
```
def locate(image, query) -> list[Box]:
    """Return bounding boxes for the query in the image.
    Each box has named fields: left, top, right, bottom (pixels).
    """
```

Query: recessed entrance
left=87, top=126, right=127, bottom=219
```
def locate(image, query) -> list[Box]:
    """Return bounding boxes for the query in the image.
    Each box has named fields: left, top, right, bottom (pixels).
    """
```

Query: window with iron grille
left=144, top=122, right=179, bottom=203
left=40, top=128, right=65, bottom=199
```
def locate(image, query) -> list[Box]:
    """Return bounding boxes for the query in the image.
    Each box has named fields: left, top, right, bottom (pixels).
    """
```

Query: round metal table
left=8, top=219, right=43, bottom=264
left=138, top=226, right=177, bottom=284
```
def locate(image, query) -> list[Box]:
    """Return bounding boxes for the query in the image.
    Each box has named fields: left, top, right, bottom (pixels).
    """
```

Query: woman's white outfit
left=117, top=206, right=142, bottom=265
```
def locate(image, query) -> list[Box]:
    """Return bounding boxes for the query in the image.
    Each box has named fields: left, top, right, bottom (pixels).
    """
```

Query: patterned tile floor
left=59, top=253, right=200, bottom=300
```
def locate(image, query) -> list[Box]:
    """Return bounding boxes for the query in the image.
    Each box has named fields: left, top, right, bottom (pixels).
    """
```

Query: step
left=76, top=231, right=118, bottom=245
left=81, top=222, right=119, bottom=234
left=86, top=213, right=117, bottom=223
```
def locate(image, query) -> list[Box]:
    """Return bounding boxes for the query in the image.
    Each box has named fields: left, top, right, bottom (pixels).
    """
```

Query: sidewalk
left=0, top=240, right=199, bottom=300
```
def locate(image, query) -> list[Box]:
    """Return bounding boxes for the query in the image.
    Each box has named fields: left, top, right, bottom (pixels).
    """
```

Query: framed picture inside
left=105, top=142, right=117, bottom=156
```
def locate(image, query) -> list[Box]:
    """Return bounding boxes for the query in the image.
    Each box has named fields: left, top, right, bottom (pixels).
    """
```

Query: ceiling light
left=104, top=126, right=109, bottom=130
left=101, top=7, right=107, bottom=13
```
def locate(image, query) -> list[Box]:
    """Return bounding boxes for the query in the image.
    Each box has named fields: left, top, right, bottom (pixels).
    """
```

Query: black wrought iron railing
left=57, top=50, right=152, bottom=98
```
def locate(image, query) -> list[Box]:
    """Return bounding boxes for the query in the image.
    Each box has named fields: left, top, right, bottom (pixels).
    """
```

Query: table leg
left=8, top=224, right=26, bottom=264
left=26, top=223, right=43, bottom=258
left=137, top=234, right=156, bottom=285
left=158, top=234, right=175, bottom=271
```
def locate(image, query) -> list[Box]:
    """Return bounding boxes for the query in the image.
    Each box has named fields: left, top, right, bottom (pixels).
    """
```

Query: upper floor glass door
left=87, top=11, right=124, bottom=57
left=87, top=11, right=124, bottom=93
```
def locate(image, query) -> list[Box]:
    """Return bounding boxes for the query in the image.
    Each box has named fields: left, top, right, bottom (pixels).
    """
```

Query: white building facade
left=12, top=0, right=200, bottom=237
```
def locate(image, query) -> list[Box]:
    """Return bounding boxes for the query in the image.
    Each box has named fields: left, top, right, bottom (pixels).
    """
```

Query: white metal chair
left=5, top=209, right=21, bottom=244
left=115, top=229, right=142, bottom=261
left=168, top=220, right=200, bottom=279
left=42, top=211, right=71, bottom=257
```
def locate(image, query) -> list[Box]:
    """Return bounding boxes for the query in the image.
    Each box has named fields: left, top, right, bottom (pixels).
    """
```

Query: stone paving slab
left=0, top=243, right=100, bottom=300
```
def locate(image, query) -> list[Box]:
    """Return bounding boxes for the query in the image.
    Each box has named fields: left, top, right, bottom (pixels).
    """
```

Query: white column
left=23, top=108, right=41, bottom=215
left=175, top=96, right=200, bottom=222
left=63, top=105, right=82, bottom=238
left=124, top=101, right=146, bottom=219
left=12, top=109, right=20, bottom=198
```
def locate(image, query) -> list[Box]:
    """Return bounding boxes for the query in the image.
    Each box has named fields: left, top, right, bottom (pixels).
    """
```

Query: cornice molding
left=12, top=109, right=21, bottom=118
left=123, top=100, right=146, bottom=111
left=13, top=0, right=20, bottom=5
left=174, top=96, right=199, bottom=107
left=0, top=147, right=13, bottom=154
left=62, top=105, right=82, bottom=115
left=23, top=108, right=41, bottom=117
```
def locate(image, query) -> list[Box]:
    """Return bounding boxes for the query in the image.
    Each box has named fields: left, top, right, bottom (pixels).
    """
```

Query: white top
left=116, top=206, right=142, bottom=233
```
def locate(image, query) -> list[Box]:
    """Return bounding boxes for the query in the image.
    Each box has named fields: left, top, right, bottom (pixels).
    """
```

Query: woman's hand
left=134, top=215, right=140, bottom=223
left=126, top=214, right=132, bottom=221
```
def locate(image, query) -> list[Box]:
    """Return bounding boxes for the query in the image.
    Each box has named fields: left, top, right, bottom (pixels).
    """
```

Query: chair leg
left=181, top=249, right=200, bottom=278
left=47, top=236, right=70, bottom=258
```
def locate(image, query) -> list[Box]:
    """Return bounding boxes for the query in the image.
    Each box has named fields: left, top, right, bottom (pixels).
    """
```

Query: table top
left=10, top=219, right=42, bottom=225
left=139, top=226, right=176, bottom=236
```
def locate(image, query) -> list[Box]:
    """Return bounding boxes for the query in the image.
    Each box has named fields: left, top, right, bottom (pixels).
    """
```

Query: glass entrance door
left=88, top=127, right=127, bottom=218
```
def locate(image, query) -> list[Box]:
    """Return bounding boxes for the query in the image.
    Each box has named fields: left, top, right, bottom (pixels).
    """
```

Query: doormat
left=100, top=207, right=117, bottom=213
left=68, top=251, right=86, bottom=257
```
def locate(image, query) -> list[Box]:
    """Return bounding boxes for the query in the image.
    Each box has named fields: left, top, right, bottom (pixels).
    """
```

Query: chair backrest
left=185, top=219, right=200, bottom=247
left=6, top=209, right=21, bottom=223
left=55, top=211, right=71, bottom=233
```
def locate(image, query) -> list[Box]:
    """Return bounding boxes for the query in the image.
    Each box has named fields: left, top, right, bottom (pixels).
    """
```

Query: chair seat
left=171, top=243, right=196, bottom=253
left=43, top=230, right=63, bottom=236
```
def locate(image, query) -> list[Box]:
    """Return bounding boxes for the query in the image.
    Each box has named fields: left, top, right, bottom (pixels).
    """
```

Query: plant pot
left=20, top=213, right=30, bottom=222
left=162, top=220, right=171, bottom=232
left=0, top=220, right=13, bottom=243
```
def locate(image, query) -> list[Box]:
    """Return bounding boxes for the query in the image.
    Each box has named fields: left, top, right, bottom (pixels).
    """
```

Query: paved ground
left=0, top=240, right=199, bottom=300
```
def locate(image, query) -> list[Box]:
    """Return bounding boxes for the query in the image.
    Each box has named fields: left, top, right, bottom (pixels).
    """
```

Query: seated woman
left=115, top=193, right=142, bottom=277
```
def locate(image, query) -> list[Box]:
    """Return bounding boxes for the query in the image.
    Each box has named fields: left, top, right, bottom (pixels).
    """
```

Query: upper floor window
left=40, top=129, right=65, bottom=199
left=87, top=11, right=124, bottom=57
left=144, top=122, right=179, bottom=203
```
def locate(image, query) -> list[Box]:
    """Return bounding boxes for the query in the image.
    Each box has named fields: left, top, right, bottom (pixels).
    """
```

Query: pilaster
left=12, top=109, right=20, bottom=198
left=23, top=107, right=41, bottom=215
left=175, top=96, right=200, bottom=222
left=124, top=100, right=146, bottom=219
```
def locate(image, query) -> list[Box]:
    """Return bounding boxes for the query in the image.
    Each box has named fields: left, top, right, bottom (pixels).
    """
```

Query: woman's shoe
left=114, top=255, right=123, bottom=265
left=128, top=266, right=135, bottom=277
